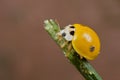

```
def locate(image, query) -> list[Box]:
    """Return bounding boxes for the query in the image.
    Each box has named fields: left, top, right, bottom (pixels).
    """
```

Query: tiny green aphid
left=59, top=24, right=100, bottom=60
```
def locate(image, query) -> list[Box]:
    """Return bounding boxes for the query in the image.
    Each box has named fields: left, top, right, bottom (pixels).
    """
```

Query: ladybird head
left=60, top=25, right=75, bottom=41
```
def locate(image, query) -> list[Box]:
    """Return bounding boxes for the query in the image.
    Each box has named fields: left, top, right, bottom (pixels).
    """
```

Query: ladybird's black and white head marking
left=60, top=25, right=75, bottom=41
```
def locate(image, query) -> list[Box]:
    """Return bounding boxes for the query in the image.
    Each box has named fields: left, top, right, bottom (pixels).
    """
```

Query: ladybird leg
left=65, top=42, right=72, bottom=57
left=65, top=52, right=70, bottom=57
left=60, top=41, right=68, bottom=48
left=68, top=42, right=72, bottom=51
left=58, top=36, right=62, bottom=42
left=80, top=56, right=83, bottom=59
left=57, top=32, right=68, bottom=48
left=57, top=32, right=63, bottom=41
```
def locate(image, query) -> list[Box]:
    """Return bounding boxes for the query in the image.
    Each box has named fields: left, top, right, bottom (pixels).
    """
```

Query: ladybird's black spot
left=62, top=32, right=66, bottom=37
left=70, top=31, right=74, bottom=35
left=70, top=26, right=75, bottom=28
left=90, top=46, right=95, bottom=52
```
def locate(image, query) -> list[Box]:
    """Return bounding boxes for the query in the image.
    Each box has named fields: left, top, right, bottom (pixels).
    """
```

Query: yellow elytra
left=72, top=24, right=100, bottom=60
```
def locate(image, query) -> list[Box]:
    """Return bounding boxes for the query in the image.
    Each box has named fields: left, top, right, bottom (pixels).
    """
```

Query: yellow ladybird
left=60, top=24, right=100, bottom=60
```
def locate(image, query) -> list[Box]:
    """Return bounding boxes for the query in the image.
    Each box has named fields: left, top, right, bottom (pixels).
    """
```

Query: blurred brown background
left=0, top=0, right=120, bottom=80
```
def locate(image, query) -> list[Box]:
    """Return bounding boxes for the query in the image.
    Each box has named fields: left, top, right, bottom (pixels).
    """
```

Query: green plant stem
left=44, top=19, right=102, bottom=80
